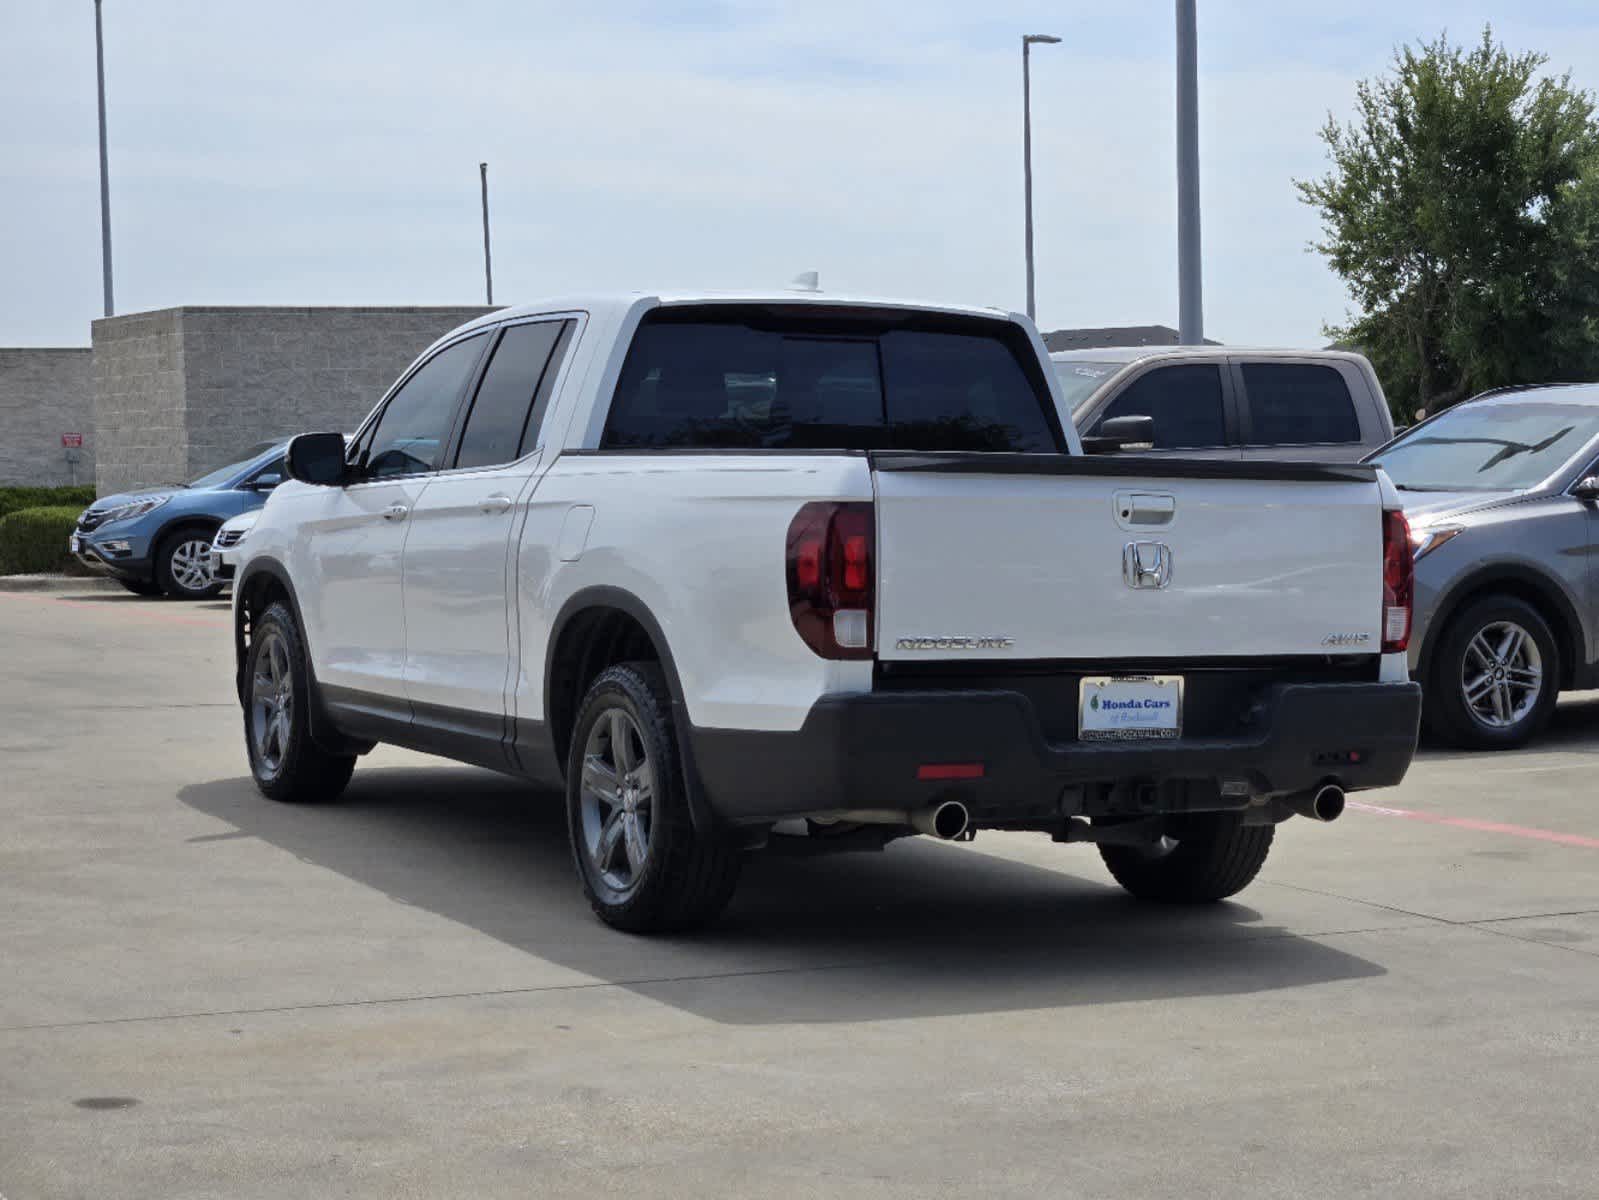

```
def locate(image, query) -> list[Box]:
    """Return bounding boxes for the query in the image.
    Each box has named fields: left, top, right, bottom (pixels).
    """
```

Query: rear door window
left=1242, top=363, right=1360, bottom=446
left=453, top=320, right=570, bottom=469
left=1094, top=364, right=1227, bottom=449
left=601, top=310, right=1061, bottom=452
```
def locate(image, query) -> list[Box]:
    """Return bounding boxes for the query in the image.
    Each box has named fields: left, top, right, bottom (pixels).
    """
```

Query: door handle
left=382, top=503, right=409, bottom=522
left=479, top=494, right=514, bottom=514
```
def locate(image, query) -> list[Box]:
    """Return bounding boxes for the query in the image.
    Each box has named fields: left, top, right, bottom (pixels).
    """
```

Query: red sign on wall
left=62, top=433, right=84, bottom=448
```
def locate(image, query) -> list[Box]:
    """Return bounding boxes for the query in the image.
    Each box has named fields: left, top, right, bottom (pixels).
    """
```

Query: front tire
left=245, top=601, right=356, bottom=803
left=1100, top=815, right=1273, bottom=903
left=155, top=528, right=225, bottom=599
left=566, top=663, right=741, bottom=933
left=1424, top=595, right=1558, bottom=751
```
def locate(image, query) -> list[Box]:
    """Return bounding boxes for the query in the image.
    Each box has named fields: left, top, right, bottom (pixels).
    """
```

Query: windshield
left=1370, top=400, right=1599, bottom=492
left=186, top=441, right=282, bottom=490
left=1050, top=361, right=1122, bottom=415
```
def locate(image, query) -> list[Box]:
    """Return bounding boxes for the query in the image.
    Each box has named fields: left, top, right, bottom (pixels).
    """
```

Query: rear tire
left=566, top=662, right=742, bottom=933
left=1100, top=814, right=1273, bottom=903
left=155, top=527, right=225, bottom=599
left=115, top=577, right=163, bottom=597
left=1424, top=595, right=1558, bottom=751
left=245, top=601, right=356, bottom=804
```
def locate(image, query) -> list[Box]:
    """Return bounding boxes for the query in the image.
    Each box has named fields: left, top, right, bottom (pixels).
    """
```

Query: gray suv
left=1368, top=385, right=1599, bottom=749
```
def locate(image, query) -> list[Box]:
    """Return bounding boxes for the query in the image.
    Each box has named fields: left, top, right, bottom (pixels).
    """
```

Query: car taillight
left=786, top=501, right=874, bottom=660
left=1382, top=508, right=1413, bottom=653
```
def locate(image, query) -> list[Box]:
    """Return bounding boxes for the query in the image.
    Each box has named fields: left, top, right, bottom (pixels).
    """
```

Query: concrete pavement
left=2, top=588, right=1597, bottom=1198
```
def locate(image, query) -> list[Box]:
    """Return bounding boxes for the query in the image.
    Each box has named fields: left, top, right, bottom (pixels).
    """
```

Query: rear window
left=1243, top=363, right=1360, bottom=445
left=602, top=309, right=1063, bottom=453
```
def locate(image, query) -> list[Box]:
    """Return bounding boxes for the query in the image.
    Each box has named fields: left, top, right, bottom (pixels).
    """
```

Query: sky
left=4, top=1, right=1599, bottom=348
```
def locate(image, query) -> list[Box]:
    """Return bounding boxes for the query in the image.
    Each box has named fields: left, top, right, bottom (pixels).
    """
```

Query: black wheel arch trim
left=543, top=584, right=715, bottom=835
left=150, top=513, right=225, bottom=552
left=233, top=556, right=375, bottom=757
left=1419, top=564, right=1587, bottom=690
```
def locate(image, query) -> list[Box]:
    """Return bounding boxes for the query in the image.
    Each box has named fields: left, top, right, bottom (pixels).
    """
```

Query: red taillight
left=786, top=501, right=874, bottom=660
left=1382, top=508, right=1413, bottom=653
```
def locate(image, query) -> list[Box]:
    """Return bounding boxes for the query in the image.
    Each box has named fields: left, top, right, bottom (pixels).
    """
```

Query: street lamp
left=1021, top=33, right=1060, bottom=323
left=94, top=0, right=114, bottom=317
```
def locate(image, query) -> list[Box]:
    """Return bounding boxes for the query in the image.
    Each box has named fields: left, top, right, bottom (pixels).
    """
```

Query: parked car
left=232, top=292, right=1420, bottom=932
left=72, top=440, right=289, bottom=599
left=1053, top=346, right=1393, bottom=460
left=1367, top=384, right=1599, bottom=750
left=208, top=511, right=259, bottom=581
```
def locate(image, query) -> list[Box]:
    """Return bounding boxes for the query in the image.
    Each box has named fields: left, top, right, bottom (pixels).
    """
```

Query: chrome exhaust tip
left=1288, top=783, right=1346, bottom=823
left=911, top=800, right=970, bottom=840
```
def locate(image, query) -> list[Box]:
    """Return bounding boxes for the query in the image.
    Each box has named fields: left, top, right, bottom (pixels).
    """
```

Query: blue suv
left=71, top=440, right=290, bottom=599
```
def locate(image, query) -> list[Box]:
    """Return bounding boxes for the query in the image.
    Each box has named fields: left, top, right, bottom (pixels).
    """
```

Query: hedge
left=0, top=506, right=90, bottom=576
left=0, top=485, right=96, bottom=522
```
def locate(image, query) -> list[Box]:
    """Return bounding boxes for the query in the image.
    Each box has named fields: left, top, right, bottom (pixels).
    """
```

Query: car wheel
left=1099, top=814, right=1273, bottom=903
left=566, top=662, right=742, bottom=933
left=155, top=528, right=225, bottom=599
left=115, top=577, right=163, bottom=597
left=245, top=601, right=356, bottom=803
left=1425, top=595, right=1559, bottom=751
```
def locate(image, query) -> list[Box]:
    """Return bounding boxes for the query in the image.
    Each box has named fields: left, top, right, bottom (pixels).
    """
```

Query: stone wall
left=0, top=348, right=95, bottom=488
left=92, top=306, right=493, bottom=495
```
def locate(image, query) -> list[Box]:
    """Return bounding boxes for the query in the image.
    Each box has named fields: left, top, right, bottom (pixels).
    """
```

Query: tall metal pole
left=1175, top=0, right=1203, bottom=344
left=1021, top=34, right=1060, bottom=324
left=1022, top=38, right=1036, bottom=323
left=94, top=0, right=114, bottom=317
left=479, top=162, right=493, bottom=305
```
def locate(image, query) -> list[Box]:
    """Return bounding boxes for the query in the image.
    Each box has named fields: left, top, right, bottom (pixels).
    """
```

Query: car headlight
left=1410, top=523, right=1464, bottom=561
left=99, top=496, right=170, bottom=525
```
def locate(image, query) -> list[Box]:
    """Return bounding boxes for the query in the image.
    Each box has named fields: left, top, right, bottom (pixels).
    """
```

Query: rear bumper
left=690, top=681, right=1422, bottom=826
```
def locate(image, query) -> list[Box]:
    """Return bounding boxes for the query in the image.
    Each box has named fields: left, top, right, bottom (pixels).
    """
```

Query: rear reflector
left=916, top=763, right=985, bottom=781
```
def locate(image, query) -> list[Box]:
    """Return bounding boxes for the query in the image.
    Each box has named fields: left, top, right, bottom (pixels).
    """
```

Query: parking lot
left=1, top=588, right=1596, bottom=1199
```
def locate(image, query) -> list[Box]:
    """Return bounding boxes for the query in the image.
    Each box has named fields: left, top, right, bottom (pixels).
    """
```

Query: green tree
left=1298, top=28, right=1599, bottom=415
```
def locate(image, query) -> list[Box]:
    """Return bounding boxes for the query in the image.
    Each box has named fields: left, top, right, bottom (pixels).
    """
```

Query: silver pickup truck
left=1055, top=346, right=1394, bottom=461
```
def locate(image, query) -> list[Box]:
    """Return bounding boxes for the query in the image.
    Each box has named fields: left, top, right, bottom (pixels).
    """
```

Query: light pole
left=1175, top=0, right=1203, bottom=343
left=94, top=0, right=114, bottom=317
left=479, top=162, right=493, bottom=306
left=1021, top=33, right=1060, bottom=323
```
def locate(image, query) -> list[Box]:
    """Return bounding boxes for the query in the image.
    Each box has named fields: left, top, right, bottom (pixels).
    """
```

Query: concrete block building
left=90, top=306, right=493, bottom=494
left=0, top=348, right=95, bottom=487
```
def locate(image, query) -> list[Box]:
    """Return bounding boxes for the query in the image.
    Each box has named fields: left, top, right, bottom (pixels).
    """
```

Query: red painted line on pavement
left=1347, top=799, right=1599, bottom=849
left=0, top=590, right=227, bottom=629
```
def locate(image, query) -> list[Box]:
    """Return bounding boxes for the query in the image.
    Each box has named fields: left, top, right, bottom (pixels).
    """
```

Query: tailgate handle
left=1115, top=491, right=1176, bottom=528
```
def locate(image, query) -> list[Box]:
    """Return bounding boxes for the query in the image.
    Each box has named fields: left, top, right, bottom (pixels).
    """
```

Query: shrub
left=0, top=485, right=97, bottom=522
left=0, top=506, right=90, bottom=576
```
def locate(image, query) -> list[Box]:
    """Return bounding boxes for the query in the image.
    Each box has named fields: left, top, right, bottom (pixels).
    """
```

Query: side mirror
left=1081, top=414, right=1157, bottom=455
left=285, top=432, right=349, bottom=487
left=246, top=473, right=283, bottom=492
left=1573, top=476, right=1599, bottom=502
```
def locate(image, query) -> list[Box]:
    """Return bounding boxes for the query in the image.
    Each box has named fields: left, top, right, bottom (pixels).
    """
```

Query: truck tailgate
left=872, top=453, right=1385, bottom=663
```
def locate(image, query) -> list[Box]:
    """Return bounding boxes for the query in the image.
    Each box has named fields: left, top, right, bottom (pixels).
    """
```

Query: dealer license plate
left=1078, top=675, right=1183, bottom=740
left=69, top=534, right=81, bottom=554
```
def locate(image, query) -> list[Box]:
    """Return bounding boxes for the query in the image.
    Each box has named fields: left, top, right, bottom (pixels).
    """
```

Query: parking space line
left=1347, top=799, right=1599, bottom=849
left=0, top=591, right=226, bottom=629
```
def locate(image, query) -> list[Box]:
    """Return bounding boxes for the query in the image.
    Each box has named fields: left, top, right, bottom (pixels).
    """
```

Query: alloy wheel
left=1461, top=619, right=1543, bottom=730
left=169, top=539, right=216, bottom=594
left=578, top=708, right=656, bottom=893
left=250, top=631, right=294, bottom=775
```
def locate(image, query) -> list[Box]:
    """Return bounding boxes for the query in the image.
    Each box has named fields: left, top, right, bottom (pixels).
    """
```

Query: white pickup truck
left=234, top=292, right=1422, bottom=932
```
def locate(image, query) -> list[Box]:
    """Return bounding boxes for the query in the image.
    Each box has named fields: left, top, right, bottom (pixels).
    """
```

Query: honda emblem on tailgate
left=1123, top=541, right=1173, bottom=590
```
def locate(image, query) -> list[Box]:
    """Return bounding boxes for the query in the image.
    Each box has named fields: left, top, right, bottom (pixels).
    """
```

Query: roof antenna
left=789, top=270, right=820, bottom=293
